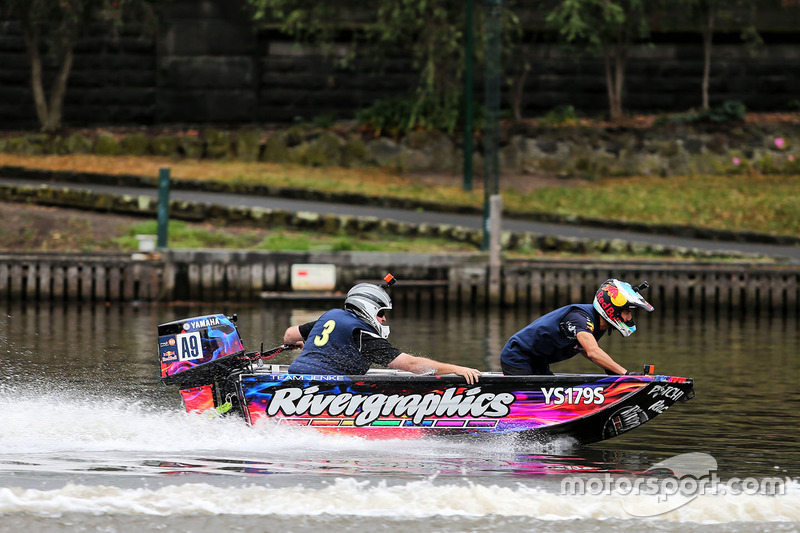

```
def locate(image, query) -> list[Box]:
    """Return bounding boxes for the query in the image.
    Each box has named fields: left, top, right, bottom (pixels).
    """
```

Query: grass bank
left=0, top=153, right=798, bottom=262
left=2, top=153, right=799, bottom=238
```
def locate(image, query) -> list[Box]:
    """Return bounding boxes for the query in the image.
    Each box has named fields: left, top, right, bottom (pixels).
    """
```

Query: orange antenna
left=382, top=273, right=396, bottom=288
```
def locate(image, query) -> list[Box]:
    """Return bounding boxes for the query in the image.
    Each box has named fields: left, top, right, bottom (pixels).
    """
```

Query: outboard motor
left=157, top=314, right=247, bottom=414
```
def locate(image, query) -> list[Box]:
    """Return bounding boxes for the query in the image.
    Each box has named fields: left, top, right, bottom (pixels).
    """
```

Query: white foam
left=3, top=388, right=798, bottom=524
left=0, top=388, right=569, bottom=456
left=0, top=478, right=798, bottom=523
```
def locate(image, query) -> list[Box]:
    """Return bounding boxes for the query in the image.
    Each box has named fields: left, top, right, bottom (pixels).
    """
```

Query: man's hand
left=390, top=354, right=481, bottom=384
left=283, top=325, right=305, bottom=348
left=451, top=366, right=481, bottom=385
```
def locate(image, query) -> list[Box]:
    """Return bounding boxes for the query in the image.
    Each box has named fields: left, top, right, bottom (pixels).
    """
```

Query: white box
left=291, top=264, right=336, bottom=291
left=136, top=234, right=157, bottom=252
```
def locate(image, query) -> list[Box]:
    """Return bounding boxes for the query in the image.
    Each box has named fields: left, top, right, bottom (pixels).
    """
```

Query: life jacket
left=500, top=304, right=600, bottom=368
left=288, top=308, right=378, bottom=375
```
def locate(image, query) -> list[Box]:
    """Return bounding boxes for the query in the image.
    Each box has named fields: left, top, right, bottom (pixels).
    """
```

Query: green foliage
left=245, top=1, right=516, bottom=130
left=150, top=134, right=179, bottom=157
left=545, top=0, right=651, bottom=120
left=93, top=134, right=121, bottom=156
left=703, top=100, right=747, bottom=123
left=356, top=99, right=412, bottom=137
left=120, top=132, right=150, bottom=156
left=545, top=0, right=647, bottom=55
left=312, top=113, right=336, bottom=128
left=655, top=100, right=747, bottom=125
left=538, top=105, right=579, bottom=126
left=357, top=93, right=482, bottom=137
left=243, top=0, right=353, bottom=61
left=371, top=2, right=465, bottom=104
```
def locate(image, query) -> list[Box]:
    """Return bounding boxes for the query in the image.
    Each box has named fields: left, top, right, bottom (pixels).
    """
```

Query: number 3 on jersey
left=314, top=319, right=336, bottom=346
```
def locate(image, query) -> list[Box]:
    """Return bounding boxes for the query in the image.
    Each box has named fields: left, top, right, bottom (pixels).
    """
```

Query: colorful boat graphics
left=233, top=371, right=692, bottom=443
left=157, top=314, right=694, bottom=444
left=158, top=313, right=245, bottom=388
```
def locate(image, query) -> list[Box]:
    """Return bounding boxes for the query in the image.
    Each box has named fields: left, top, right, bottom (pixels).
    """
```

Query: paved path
left=2, top=176, right=799, bottom=264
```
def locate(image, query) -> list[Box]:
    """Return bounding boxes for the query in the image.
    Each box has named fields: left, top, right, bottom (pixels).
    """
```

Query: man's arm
left=283, top=326, right=304, bottom=348
left=388, top=353, right=481, bottom=384
left=576, top=331, right=627, bottom=375
left=283, top=321, right=315, bottom=349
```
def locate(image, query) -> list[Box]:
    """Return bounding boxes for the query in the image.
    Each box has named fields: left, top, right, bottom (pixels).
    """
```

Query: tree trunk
left=20, top=16, right=74, bottom=132
left=604, top=49, right=624, bottom=122
left=702, top=7, right=715, bottom=110
left=22, top=26, right=49, bottom=129
left=43, top=48, right=74, bottom=132
left=614, top=42, right=626, bottom=121
left=510, top=61, right=530, bottom=122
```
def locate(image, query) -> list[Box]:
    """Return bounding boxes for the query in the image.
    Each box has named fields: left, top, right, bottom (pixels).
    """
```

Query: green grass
left=4, top=153, right=799, bottom=237
left=163, top=163, right=800, bottom=238
left=4, top=153, right=800, bottom=256
left=205, top=168, right=800, bottom=238
left=116, top=220, right=261, bottom=250
left=502, top=174, right=800, bottom=237
left=112, top=219, right=765, bottom=262
left=115, top=220, right=479, bottom=254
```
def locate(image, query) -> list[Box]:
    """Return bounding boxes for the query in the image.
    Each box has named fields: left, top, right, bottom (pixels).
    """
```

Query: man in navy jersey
left=500, top=279, right=654, bottom=375
left=284, top=281, right=481, bottom=384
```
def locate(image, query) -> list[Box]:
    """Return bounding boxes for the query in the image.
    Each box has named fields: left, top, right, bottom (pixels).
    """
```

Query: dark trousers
left=500, top=360, right=553, bottom=376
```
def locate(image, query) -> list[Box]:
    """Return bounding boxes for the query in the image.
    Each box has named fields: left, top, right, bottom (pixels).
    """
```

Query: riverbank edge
left=1, top=249, right=798, bottom=308
left=1, top=164, right=798, bottom=248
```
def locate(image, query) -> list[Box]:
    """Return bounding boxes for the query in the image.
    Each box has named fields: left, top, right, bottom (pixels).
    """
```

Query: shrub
left=655, top=100, right=747, bottom=126
left=538, top=105, right=579, bottom=126
left=357, top=93, right=482, bottom=137
left=120, top=133, right=151, bottom=156
left=94, top=134, right=121, bottom=156
left=703, top=100, right=747, bottom=123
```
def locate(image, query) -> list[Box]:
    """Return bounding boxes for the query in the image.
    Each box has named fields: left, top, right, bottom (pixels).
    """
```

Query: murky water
left=1, top=300, right=798, bottom=532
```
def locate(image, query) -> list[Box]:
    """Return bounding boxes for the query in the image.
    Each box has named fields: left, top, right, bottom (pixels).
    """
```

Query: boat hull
left=156, top=313, right=694, bottom=445
left=233, top=371, right=694, bottom=445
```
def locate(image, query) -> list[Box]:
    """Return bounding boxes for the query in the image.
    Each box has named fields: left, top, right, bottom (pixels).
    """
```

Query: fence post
left=488, top=194, right=502, bottom=306
left=157, top=168, right=171, bottom=249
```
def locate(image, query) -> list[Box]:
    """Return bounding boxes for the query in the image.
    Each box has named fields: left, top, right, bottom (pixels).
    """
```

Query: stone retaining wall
left=1, top=120, right=799, bottom=178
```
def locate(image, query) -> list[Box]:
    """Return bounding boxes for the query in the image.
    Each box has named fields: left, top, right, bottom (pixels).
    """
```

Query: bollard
left=157, top=168, right=171, bottom=248
left=488, top=194, right=502, bottom=306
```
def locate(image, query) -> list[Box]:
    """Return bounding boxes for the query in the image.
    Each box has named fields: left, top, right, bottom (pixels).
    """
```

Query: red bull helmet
left=592, top=279, right=654, bottom=337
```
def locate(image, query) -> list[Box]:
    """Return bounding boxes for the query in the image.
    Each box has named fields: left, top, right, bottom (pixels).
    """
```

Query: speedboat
left=158, top=314, right=694, bottom=444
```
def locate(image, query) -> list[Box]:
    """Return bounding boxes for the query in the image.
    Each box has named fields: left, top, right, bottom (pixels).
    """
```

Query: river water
left=0, top=300, right=798, bottom=532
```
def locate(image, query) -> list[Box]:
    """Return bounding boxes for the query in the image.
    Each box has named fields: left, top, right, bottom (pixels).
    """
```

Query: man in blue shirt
left=284, top=281, right=481, bottom=384
left=500, top=279, right=654, bottom=375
